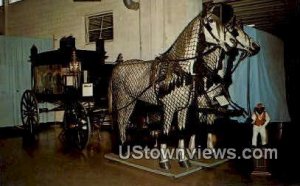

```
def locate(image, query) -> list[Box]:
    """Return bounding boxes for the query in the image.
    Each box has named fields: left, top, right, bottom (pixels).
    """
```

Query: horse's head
left=202, top=5, right=237, bottom=52
left=227, top=17, right=260, bottom=56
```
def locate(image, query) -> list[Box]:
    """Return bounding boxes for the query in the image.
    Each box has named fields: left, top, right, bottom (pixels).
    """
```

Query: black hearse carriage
left=20, top=36, right=113, bottom=149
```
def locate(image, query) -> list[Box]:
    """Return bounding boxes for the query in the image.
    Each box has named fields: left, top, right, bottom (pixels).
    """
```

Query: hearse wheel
left=63, top=101, right=91, bottom=150
left=20, top=90, right=39, bottom=134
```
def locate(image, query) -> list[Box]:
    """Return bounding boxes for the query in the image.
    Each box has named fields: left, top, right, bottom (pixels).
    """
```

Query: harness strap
left=231, top=51, right=248, bottom=74
left=115, top=77, right=164, bottom=112
left=220, top=84, right=248, bottom=116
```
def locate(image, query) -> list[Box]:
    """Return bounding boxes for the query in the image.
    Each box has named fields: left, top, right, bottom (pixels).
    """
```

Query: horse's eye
left=208, top=18, right=214, bottom=23
left=227, top=25, right=233, bottom=32
left=232, top=30, right=239, bottom=37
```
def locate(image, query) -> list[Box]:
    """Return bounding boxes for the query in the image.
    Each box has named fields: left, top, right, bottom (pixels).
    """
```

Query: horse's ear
left=229, top=15, right=236, bottom=27
left=233, top=16, right=236, bottom=24
left=208, top=5, right=216, bottom=13
left=202, top=3, right=212, bottom=17
left=221, top=3, right=234, bottom=24
left=210, top=4, right=221, bottom=18
left=236, top=18, right=244, bottom=28
left=226, top=15, right=237, bottom=30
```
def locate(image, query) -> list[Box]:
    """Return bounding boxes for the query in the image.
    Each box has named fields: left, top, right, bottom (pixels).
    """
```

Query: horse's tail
left=108, top=77, right=113, bottom=114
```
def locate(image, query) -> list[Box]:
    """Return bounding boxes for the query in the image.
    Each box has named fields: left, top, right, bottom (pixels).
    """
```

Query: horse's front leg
left=158, top=141, right=170, bottom=170
left=207, top=114, right=217, bottom=150
left=158, top=106, right=176, bottom=170
left=177, top=109, right=192, bottom=168
left=178, top=108, right=196, bottom=153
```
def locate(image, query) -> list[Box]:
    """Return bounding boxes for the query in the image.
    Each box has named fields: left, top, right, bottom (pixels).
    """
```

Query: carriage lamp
left=63, top=49, right=82, bottom=88
left=69, top=50, right=81, bottom=73
left=65, top=49, right=81, bottom=88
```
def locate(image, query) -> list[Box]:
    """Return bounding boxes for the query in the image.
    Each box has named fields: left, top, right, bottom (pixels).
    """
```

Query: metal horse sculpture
left=108, top=7, right=238, bottom=169
left=195, top=16, right=261, bottom=149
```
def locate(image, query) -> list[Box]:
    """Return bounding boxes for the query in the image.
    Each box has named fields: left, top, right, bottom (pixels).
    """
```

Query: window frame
left=85, top=11, right=114, bottom=44
left=8, top=0, right=23, bottom=4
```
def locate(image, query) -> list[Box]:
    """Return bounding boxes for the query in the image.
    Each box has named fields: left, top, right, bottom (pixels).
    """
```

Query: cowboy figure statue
left=251, top=103, right=271, bottom=147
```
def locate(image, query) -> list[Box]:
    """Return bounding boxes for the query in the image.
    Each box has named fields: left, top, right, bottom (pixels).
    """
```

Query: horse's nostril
left=250, top=42, right=260, bottom=55
left=253, top=43, right=260, bottom=53
left=252, top=42, right=260, bottom=49
left=256, top=46, right=260, bottom=53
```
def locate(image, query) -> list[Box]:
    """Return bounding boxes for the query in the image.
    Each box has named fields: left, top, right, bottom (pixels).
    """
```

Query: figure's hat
left=255, top=103, right=265, bottom=108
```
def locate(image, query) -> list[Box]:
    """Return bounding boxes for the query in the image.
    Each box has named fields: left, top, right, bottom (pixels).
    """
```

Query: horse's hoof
left=179, top=160, right=191, bottom=168
left=159, top=161, right=171, bottom=170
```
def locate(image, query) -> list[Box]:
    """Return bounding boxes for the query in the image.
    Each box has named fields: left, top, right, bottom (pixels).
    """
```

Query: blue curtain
left=0, top=36, right=52, bottom=127
left=229, top=27, right=291, bottom=122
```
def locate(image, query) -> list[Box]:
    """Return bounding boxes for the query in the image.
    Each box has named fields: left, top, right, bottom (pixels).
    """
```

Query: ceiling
left=203, top=0, right=300, bottom=38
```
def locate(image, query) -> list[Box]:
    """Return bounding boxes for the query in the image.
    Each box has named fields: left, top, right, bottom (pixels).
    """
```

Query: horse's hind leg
left=112, top=99, right=136, bottom=155
left=117, top=102, right=136, bottom=143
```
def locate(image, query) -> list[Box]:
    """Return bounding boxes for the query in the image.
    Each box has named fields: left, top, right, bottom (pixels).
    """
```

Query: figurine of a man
left=251, top=103, right=271, bottom=147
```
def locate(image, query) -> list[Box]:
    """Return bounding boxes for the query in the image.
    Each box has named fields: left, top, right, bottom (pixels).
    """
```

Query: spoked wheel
left=20, top=90, right=39, bottom=134
left=63, top=101, right=91, bottom=150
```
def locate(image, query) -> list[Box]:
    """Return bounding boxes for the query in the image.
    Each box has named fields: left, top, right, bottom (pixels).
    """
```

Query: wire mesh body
left=111, top=59, right=195, bottom=143
left=110, top=13, right=231, bottom=144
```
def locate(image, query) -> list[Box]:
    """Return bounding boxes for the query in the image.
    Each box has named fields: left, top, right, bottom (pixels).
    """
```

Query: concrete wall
left=4, top=0, right=202, bottom=62
left=140, top=0, right=202, bottom=60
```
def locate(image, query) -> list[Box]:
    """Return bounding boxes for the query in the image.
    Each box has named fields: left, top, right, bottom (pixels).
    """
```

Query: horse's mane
left=159, top=12, right=206, bottom=61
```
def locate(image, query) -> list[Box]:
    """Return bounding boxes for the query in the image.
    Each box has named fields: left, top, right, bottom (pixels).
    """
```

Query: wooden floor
left=0, top=124, right=299, bottom=186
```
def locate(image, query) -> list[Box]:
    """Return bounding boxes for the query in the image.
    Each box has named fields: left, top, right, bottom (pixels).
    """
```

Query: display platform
left=104, top=153, right=203, bottom=179
left=190, top=158, right=229, bottom=168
